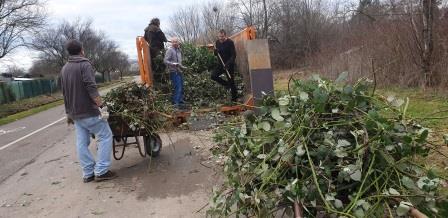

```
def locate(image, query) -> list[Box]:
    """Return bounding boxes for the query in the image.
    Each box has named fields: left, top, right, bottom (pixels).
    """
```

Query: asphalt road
left=0, top=79, right=219, bottom=217
left=0, top=104, right=70, bottom=183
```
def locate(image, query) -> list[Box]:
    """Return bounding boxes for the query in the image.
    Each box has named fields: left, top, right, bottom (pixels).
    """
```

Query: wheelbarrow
left=108, top=114, right=162, bottom=160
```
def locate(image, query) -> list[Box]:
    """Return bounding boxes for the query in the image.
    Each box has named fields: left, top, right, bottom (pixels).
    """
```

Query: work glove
left=100, top=106, right=109, bottom=121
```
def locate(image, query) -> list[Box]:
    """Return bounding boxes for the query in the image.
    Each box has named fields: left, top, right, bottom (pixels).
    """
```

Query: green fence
left=0, top=79, right=59, bottom=104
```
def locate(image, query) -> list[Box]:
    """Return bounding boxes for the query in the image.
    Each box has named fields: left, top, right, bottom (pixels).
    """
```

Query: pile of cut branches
left=103, top=81, right=171, bottom=135
left=152, top=43, right=243, bottom=107
left=208, top=74, right=448, bottom=217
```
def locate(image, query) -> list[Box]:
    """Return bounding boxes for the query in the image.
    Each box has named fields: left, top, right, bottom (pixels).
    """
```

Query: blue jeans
left=74, top=116, right=113, bottom=178
left=170, top=71, right=184, bottom=105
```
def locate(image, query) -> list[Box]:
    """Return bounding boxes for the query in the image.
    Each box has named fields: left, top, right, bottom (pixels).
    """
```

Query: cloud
left=1, top=0, right=203, bottom=71
left=46, top=0, right=190, bottom=57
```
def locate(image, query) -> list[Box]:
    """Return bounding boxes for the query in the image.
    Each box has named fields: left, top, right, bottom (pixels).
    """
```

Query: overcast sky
left=0, top=0, right=203, bottom=72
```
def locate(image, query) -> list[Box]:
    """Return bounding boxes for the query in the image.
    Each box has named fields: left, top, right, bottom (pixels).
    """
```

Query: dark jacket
left=215, top=38, right=236, bottom=66
left=61, top=55, right=100, bottom=120
left=144, top=24, right=168, bottom=50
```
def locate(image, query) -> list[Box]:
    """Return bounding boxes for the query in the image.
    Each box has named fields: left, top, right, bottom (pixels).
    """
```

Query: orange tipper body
left=136, top=36, right=152, bottom=86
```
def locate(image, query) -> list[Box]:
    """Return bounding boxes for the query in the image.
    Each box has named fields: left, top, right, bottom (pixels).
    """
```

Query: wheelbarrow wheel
left=113, top=136, right=126, bottom=160
left=143, top=134, right=162, bottom=157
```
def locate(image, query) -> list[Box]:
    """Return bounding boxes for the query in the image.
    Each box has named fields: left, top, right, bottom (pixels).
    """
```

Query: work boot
left=83, top=175, right=95, bottom=183
left=95, top=171, right=117, bottom=182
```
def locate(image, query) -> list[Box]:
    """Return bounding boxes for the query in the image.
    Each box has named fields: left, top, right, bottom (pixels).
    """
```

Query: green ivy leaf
left=296, top=145, right=305, bottom=156
left=278, top=96, right=290, bottom=106
left=402, top=176, right=416, bottom=189
left=334, top=199, right=343, bottom=208
left=260, top=121, right=271, bottom=131
left=243, top=150, right=250, bottom=157
left=257, top=154, right=267, bottom=159
left=350, top=169, right=362, bottom=181
left=271, top=108, right=284, bottom=121
left=389, top=188, right=400, bottom=195
left=416, top=128, right=429, bottom=143
left=337, top=139, right=351, bottom=147
left=354, top=208, right=365, bottom=218
left=335, top=148, right=348, bottom=158
left=299, top=92, right=309, bottom=102
left=396, top=201, right=412, bottom=216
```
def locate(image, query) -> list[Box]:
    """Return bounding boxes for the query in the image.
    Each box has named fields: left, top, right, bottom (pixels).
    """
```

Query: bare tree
left=421, top=0, right=436, bottom=87
left=6, top=64, right=25, bottom=77
left=201, top=1, right=237, bottom=42
left=28, top=59, right=60, bottom=77
left=168, top=5, right=203, bottom=43
left=0, top=0, right=46, bottom=59
left=230, top=0, right=276, bottom=38
left=115, top=52, right=130, bottom=80
left=31, top=19, right=129, bottom=82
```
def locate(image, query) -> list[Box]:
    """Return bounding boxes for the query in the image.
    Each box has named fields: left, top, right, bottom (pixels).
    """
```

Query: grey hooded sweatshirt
left=61, top=55, right=100, bottom=120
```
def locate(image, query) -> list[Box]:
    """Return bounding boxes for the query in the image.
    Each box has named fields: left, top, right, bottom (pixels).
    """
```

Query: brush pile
left=208, top=74, right=448, bottom=217
left=152, top=43, right=243, bottom=107
left=103, top=81, right=171, bottom=135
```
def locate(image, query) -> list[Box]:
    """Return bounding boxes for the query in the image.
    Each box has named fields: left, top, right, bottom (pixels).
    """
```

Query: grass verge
left=0, top=100, right=64, bottom=126
left=0, top=78, right=129, bottom=126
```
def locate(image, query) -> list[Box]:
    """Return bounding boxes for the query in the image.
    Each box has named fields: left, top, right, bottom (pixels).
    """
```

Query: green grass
left=379, top=88, right=448, bottom=179
left=0, top=100, right=64, bottom=126
left=276, top=78, right=448, bottom=130
left=0, top=94, right=63, bottom=119
left=0, top=79, right=129, bottom=126
left=378, top=87, right=448, bottom=130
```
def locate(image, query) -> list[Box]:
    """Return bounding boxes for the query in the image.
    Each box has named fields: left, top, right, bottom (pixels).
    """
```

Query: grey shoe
left=83, top=175, right=95, bottom=183
left=95, top=171, right=117, bottom=182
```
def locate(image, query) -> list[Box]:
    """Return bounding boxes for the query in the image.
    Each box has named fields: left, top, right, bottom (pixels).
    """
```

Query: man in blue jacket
left=60, top=39, right=116, bottom=183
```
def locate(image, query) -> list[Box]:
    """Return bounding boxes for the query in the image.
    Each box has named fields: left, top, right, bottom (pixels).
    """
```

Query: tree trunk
left=262, top=0, right=268, bottom=38
left=421, top=0, right=434, bottom=88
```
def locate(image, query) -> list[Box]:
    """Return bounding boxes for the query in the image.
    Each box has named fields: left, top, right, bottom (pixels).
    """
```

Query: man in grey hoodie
left=60, top=39, right=116, bottom=183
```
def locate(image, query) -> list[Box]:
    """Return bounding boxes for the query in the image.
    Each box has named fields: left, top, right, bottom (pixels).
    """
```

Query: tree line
left=2, top=0, right=448, bottom=88
left=168, top=0, right=448, bottom=88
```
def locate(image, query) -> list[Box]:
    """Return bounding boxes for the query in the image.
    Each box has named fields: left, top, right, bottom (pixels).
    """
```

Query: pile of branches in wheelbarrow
left=208, top=74, right=448, bottom=217
left=104, top=81, right=172, bottom=137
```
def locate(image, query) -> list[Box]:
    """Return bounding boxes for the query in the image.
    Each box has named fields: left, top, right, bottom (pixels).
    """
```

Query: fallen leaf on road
left=189, top=169, right=200, bottom=174
left=91, top=211, right=105, bottom=215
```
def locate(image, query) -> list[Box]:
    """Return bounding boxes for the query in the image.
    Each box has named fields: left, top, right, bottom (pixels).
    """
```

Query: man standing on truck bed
left=144, top=18, right=168, bottom=70
left=211, top=29, right=238, bottom=102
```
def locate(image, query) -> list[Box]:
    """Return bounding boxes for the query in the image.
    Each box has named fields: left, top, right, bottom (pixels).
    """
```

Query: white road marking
left=0, top=127, right=26, bottom=136
left=0, top=117, right=66, bottom=151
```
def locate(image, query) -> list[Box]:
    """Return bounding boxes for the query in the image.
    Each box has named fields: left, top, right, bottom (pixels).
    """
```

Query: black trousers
left=149, top=47, right=160, bottom=69
left=211, top=64, right=237, bottom=101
